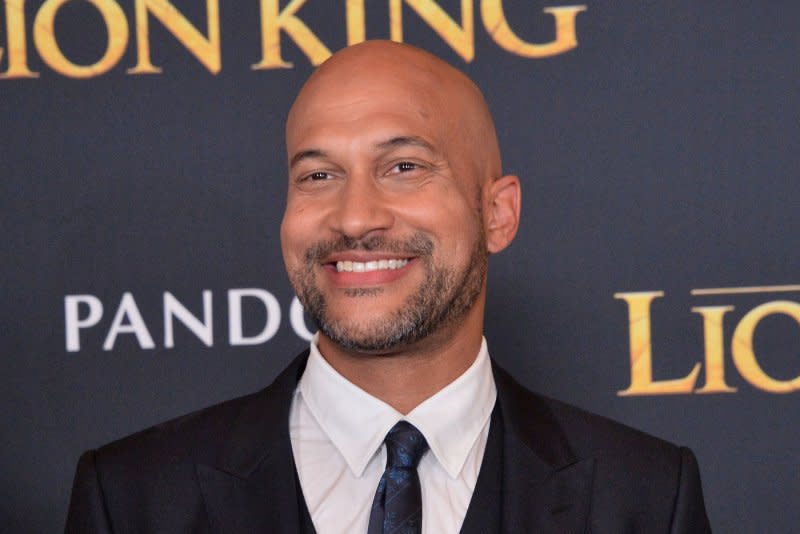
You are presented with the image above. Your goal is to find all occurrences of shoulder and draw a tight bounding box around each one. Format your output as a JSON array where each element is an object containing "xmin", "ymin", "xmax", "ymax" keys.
[
  {"xmin": 65, "ymin": 390, "xmax": 272, "ymax": 532},
  {"xmin": 493, "ymin": 363, "xmax": 711, "ymax": 529},
  {"xmin": 92, "ymin": 388, "xmax": 266, "ymax": 470},
  {"xmin": 493, "ymin": 361, "xmax": 694, "ymax": 482},
  {"xmin": 65, "ymin": 354, "xmax": 308, "ymax": 531},
  {"xmin": 86, "ymin": 351, "xmax": 307, "ymax": 477},
  {"xmin": 542, "ymin": 393, "xmax": 681, "ymax": 458},
  {"xmin": 537, "ymin": 392, "xmax": 701, "ymax": 496}
]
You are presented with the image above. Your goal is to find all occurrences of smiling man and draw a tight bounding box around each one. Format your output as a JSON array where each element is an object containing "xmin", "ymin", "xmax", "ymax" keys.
[
  {"xmin": 66, "ymin": 41, "xmax": 711, "ymax": 533},
  {"xmin": 281, "ymin": 41, "xmax": 516, "ymax": 416}
]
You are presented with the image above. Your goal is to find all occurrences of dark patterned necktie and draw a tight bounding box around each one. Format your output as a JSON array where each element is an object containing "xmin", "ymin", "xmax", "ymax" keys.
[{"xmin": 367, "ymin": 421, "xmax": 429, "ymax": 534}]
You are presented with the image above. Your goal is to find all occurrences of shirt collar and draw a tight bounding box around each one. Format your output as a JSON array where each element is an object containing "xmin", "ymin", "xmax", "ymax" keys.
[{"xmin": 297, "ymin": 335, "xmax": 496, "ymax": 479}]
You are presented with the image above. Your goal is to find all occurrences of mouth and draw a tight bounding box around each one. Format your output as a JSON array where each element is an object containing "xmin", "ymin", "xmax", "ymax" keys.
[
  {"xmin": 320, "ymin": 255, "xmax": 417, "ymax": 287},
  {"xmin": 334, "ymin": 258, "xmax": 410, "ymax": 273}
]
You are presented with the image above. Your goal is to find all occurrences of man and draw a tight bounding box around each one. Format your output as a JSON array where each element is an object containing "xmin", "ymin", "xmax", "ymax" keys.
[{"xmin": 66, "ymin": 41, "xmax": 711, "ymax": 533}]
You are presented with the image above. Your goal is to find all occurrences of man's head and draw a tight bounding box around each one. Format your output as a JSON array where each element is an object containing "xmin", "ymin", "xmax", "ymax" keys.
[{"xmin": 281, "ymin": 41, "xmax": 520, "ymax": 356}]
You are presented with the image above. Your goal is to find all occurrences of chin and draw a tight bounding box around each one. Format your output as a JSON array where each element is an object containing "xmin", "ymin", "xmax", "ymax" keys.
[{"xmin": 318, "ymin": 318, "xmax": 420, "ymax": 354}]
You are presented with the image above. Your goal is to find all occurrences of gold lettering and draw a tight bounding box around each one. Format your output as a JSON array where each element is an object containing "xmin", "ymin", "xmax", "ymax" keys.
[
  {"xmin": 731, "ymin": 301, "xmax": 800, "ymax": 393},
  {"xmin": 33, "ymin": 0, "xmax": 128, "ymax": 78},
  {"xmin": 481, "ymin": 2, "xmax": 586, "ymax": 58},
  {"xmin": 692, "ymin": 306, "xmax": 737, "ymax": 393},
  {"xmin": 389, "ymin": 0, "xmax": 474, "ymax": 62},
  {"xmin": 615, "ymin": 291, "xmax": 701, "ymax": 396},
  {"xmin": 127, "ymin": 0, "xmax": 220, "ymax": 75},
  {"xmin": 252, "ymin": 0, "xmax": 331, "ymax": 70},
  {"xmin": 346, "ymin": 0, "xmax": 366, "ymax": 45},
  {"xmin": 0, "ymin": 0, "xmax": 38, "ymax": 78}
]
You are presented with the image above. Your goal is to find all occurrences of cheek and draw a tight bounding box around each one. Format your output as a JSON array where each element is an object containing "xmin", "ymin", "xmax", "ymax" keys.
[
  {"xmin": 400, "ymin": 196, "xmax": 482, "ymax": 256},
  {"xmin": 282, "ymin": 195, "xmax": 328, "ymax": 237},
  {"xmin": 280, "ymin": 209, "xmax": 309, "ymax": 268}
]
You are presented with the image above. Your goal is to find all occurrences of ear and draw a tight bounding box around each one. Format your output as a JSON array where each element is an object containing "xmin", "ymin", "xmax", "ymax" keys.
[{"xmin": 484, "ymin": 175, "xmax": 521, "ymax": 253}]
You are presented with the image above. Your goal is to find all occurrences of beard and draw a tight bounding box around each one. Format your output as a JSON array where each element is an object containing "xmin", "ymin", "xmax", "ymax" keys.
[{"xmin": 288, "ymin": 230, "xmax": 488, "ymax": 353}]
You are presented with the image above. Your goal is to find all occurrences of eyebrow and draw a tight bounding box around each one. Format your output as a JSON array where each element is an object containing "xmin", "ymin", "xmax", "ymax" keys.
[
  {"xmin": 375, "ymin": 135, "xmax": 436, "ymax": 152},
  {"xmin": 289, "ymin": 136, "xmax": 436, "ymax": 169},
  {"xmin": 289, "ymin": 149, "xmax": 328, "ymax": 169}
]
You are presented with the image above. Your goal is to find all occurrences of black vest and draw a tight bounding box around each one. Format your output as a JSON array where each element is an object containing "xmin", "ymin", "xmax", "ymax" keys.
[{"xmin": 295, "ymin": 404, "xmax": 504, "ymax": 533}]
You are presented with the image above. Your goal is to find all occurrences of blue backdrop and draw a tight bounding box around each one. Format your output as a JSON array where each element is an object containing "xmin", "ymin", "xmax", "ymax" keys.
[{"xmin": 2, "ymin": 1, "xmax": 798, "ymax": 531}]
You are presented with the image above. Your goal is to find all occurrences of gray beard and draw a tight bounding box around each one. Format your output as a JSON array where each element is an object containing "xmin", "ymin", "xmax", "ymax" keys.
[{"xmin": 289, "ymin": 231, "xmax": 487, "ymax": 353}]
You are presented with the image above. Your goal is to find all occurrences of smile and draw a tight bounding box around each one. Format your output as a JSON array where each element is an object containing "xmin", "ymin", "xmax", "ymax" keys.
[{"xmin": 335, "ymin": 259, "xmax": 410, "ymax": 273}]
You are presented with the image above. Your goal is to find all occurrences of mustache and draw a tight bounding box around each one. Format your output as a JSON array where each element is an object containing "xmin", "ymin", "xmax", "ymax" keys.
[{"xmin": 304, "ymin": 233, "xmax": 434, "ymax": 263}]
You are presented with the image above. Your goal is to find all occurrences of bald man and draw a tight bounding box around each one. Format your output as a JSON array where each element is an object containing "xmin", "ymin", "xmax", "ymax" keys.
[{"xmin": 65, "ymin": 42, "xmax": 711, "ymax": 534}]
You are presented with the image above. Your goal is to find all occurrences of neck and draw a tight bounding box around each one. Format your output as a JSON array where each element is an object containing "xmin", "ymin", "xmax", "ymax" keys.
[{"xmin": 316, "ymin": 304, "xmax": 485, "ymax": 414}]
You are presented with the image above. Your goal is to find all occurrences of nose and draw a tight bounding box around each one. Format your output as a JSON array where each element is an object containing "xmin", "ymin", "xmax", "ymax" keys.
[{"xmin": 328, "ymin": 171, "xmax": 394, "ymax": 239}]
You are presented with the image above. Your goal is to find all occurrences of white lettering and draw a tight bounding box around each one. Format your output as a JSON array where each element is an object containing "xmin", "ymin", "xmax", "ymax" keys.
[
  {"xmin": 103, "ymin": 292, "xmax": 155, "ymax": 350},
  {"xmin": 163, "ymin": 290, "xmax": 213, "ymax": 348},
  {"xmin": 64, "ymin": 295, "xmax": 103, "ymax": 352},
  {"xmin": 228, "ymin": 288, "xmax": 281, "ymax": 345}
]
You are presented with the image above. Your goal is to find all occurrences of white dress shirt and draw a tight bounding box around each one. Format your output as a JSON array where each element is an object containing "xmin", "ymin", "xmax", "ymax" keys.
[{"xmin": 289, "ymin": 336, "xmax": 497, "ymax": 534}]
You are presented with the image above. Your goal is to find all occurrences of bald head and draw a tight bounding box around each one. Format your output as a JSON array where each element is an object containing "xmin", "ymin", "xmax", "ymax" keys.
[
  {"xmin": 280, "ymin": 40, "xmax": 521, "ymax": 363},
  {"xmin": 287, "ymin": 40, "xmax": 502, "ymax": 181}
]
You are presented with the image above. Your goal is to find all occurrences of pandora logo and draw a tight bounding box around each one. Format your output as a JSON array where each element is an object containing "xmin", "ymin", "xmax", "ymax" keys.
[{"xmin": 64, "ymin": 289, "xmax": 314, "ymax": 352}]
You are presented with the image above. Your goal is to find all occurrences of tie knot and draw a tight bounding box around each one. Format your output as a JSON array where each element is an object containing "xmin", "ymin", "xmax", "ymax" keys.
[{"xmin": 384, "ymin": 421, "xmax": 428, "ymax": 469}]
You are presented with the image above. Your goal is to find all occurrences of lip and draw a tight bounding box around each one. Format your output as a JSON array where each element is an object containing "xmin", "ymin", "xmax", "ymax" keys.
[
  {"xmin": 322, "ymin": 257, "xmax": 417, "ymax": 287},
  {"xmin": 322, "ymin": 252, "xmax": 415, "ymax": 264}
]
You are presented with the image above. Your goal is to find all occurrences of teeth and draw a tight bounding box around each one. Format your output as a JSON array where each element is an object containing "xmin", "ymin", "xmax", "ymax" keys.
[{"xmin": 336, "ymin": 259, "xmax": 409, "ymax": 273}]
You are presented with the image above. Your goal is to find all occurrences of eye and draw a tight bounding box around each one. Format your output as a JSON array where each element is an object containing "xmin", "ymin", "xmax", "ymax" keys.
[
  {"xmin": 390, "ymin": 161, "xmax": 420, "ymax": 173},
  {"xmin": 304, "ymin": 171, "xmax": 332, "ymax": 181}
]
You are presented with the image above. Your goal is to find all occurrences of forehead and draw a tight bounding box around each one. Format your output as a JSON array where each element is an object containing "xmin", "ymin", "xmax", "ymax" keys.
[
  {"xmin": 286, "ymin": 69, "xmax": 452, "ymax": 151},
  {"xmin": 290, "ymin": 106, "xmax": 436, "ymax": 155}
]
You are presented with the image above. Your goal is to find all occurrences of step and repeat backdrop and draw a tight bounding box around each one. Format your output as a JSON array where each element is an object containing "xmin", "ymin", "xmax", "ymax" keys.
[{"xmin": 2, "ymin": 1, "xmax": 798, "ymax": 532}]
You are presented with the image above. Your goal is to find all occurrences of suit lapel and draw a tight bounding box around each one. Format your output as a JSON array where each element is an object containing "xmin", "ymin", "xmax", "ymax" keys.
[
  {"xmin": 197, "ymin": 352, "xmax": 310, "ymax": 534},
  {"xmin": 493, "ymin": 363, "xmax": 595, "ymax": 534},
  {"xmin": 193, "ymin": 353, "xmax": 594, "ymax": 533}
]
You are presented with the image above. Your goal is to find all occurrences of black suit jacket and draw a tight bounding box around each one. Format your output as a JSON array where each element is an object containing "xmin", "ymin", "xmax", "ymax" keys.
[{"xmin": 65, "ymin": 352, "xmax": 712, "ymax": 533}]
